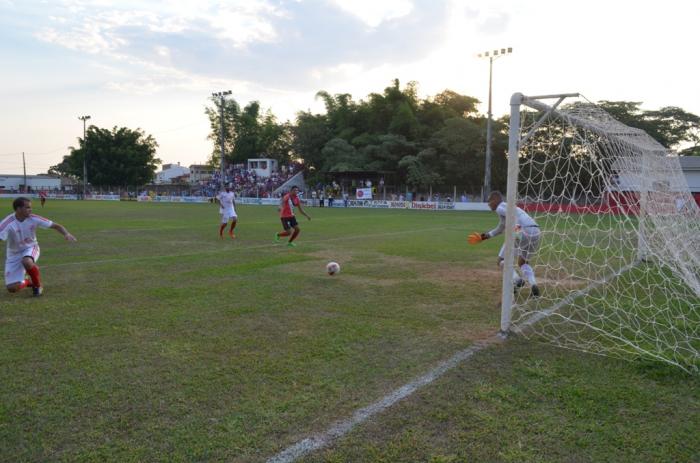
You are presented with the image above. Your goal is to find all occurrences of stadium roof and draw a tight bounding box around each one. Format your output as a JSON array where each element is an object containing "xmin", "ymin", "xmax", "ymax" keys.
[
  {"xmin": 0, "ymin": 174, "xmax": 59, "ymax": 178},
  {"xmin": 679, "ymin": 156, "xmax": 700, "ymax": 171}
]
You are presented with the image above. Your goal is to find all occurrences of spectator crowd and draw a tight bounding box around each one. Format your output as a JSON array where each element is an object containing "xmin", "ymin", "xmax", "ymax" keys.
[{"xmin": 200, "ymin": 164, "xmax": 298, "ymax": 198}]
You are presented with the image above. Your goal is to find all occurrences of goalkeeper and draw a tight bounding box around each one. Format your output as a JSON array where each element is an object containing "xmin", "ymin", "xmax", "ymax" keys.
[{"xmin": 469, "ymin": 191, "xmax": 541, "ymax": 297}]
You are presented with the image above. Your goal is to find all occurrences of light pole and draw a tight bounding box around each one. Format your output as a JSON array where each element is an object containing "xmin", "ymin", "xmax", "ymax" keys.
[
  {"xmin": 78, "ymin": 115, "xmax": 91, "ymax": 199},
  {"xmin": 212, "ymin": 90, "xmax": 232, "ymax": 188},
  {"xmin": 478, "ymin": 47, "xmax": 512, "ymax": 201}
]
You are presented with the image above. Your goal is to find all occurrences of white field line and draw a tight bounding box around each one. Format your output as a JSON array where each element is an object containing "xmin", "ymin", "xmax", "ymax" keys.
[
  {"xmin": 43, "ymin": 226, "xmax": 448, "ymax": 268},
  {"xmin": 266, "ymin": 341, "xmax": 495, "ymax": 463},
  {"xmin": 266, "ymin": 261, "xmax": 643, "ymax": 462}
]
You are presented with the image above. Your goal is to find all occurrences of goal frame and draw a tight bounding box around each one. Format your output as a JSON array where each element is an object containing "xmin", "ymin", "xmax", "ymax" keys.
[{"xmin": 500, "ymin": 93, "xmax": 582, "ymax": 333}]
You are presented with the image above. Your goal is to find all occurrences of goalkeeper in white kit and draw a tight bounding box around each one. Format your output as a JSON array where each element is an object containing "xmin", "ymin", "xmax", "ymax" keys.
[{"xmin": 469, "ymin": 191, "xmax": 541, "ymax": 297}]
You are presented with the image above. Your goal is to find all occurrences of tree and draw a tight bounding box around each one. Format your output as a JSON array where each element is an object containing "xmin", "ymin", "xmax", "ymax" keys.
[
  {"xmin": 259, "ymin": 114, "xmax": 293, "ymax": 164},
  {"xmin": 205, "ymin": 96, "xmax": 240, "ymax": 167},
  {"xmin": 51, "ymin": 126, "xmax": 160, "ymax": 186},
  {"xmin": 232, "ymin": 101, "xmax": 262, "ymax": 163},
  {"xmin": 432, "ymin": 90, "xmax": 480, "ymax": 118},
  {"xmin": 431, "ymin": 117, "xmax": 485, "ymax": 193},
  {"xmin": 206, "ymin": 98, "xmax": 293, "ymax": 166},
  {"xmin": 321, "ymin": 138, "xmax": 365, "ymax": 172},
  {"xmin": 292, "ymin": 111, "xmax": 331, "ymax": 169},
  {"xmin": 388, "ymin": 101, "xmax": 419, "ymax": 139},
  {"xmin": 398, "ymin": 148, "xmax": 442, "ymax": 191},
  {"xmin": 597, "ymin": 101, "xmax": 700, "ymax": 153}
]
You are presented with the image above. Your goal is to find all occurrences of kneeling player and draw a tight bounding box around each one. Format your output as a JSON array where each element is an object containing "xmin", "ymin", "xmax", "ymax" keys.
[{"xmin": 1, "ymin": 197, "xmax": 77, "ymax": 296}]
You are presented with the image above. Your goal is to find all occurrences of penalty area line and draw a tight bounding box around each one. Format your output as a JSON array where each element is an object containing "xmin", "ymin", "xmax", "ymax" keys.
[{"xmin": 266, "ymin": 339, "xmax": 498, "ymax": 463}]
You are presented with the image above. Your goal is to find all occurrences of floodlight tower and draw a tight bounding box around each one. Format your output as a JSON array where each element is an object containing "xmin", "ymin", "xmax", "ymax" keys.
[
  {"xmin": 78, "ymin": 115, "xmax": 91, "ymax": 199},
  {"xmin": 477, "ymin": 47, "xmax": 512, "ymax": 201},
  {"xmin": 212, "ymin": 90, "xmax": 232, "ymax": 188}
]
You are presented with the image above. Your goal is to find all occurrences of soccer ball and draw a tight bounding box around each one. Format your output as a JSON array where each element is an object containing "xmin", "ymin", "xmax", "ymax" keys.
[{"xmin": 326, "ymin": 261, "xmax": 340, "ymax": 276}]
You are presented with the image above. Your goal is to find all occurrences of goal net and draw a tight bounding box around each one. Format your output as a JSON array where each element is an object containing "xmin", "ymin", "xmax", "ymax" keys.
[{"xmin": 500, "ymin": 93, "xmax": 700, "ymax": 374}]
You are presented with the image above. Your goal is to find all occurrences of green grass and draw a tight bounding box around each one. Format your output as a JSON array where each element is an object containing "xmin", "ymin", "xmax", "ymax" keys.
[{"xmin": 0, "ymin": 200, "xmax": 697, "ymax": 462}]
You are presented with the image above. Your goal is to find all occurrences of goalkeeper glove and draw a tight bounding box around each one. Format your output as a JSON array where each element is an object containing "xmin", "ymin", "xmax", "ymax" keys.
[{"xmin": 468, "ymin": 232, "xmax": 488, "ymax": 244}]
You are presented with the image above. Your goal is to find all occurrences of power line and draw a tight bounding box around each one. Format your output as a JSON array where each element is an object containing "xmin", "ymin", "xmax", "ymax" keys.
[{"xmin": 0, "ymin": 147, "xmax": 68, "ymax": 157}]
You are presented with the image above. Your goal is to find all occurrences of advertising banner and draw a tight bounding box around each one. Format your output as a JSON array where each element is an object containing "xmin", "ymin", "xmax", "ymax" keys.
[{"xmin": 355, "ymin": 188, "xmax": 373, "ymax": 199}]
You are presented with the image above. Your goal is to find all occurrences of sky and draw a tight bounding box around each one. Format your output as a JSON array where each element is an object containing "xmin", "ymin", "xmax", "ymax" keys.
[{"xmin": 1, "ymin": 0, "xmax": 698, "ymax": 175}]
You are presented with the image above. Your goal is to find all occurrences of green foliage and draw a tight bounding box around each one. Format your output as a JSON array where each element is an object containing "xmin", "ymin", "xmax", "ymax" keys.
[
  {"xmin": 321, "ymin": 138, "xmax": 364, "ymax": 172},
  {"xmin": 205, "ymin": 97, "xmax": 240, "ymax": 167},
  {"xmin": 398, "ymin": 148, "xmax": 442, "ymax": 190},
  {"xmin": 205, "ymin": 97, "xmax": 292, "ymax": 167},
  {"xmin": 293, "ymin": 79, "xmax": 498, "ymax": 193},
  {"xmin": 431, "ymin": 117, "xmax": 486, "ymax": 192},
  {"xmin": 293, "ymin": 111, "xmax": 332, "ymax": 167},
  {"xmin": 598, "ymin": 101, "xmax": 700, "ymax": 153},
  {"xmin": 204, "ymin": 84, "xmax": 700, "ymax": 195},
  {"xmin": 389, "ymin": 101, "xmax": 420, "ymax": 139},
  {"xmin": 51, "ymin": 126, "xmax": 160, "ymax": 186}
]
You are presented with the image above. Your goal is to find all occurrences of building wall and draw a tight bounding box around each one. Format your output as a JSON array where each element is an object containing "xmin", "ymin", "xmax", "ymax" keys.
[
  {"xmin": 683, "ymin": 171, "xmax": 700, "ymax": 192},
  {"xmin": 247, "ymin": 158, "xmax": 277, "ymax": 178},
  {"xmin": 0, "ymin": 175, "xmax": 61, "ymax": 191},
  {"xmin": 188, "ymin": 165, "xmax": 213, "ymax": 184},
  {"xmin": 156, "ymin": 165, "xmax": 190, "ymax": 184}
]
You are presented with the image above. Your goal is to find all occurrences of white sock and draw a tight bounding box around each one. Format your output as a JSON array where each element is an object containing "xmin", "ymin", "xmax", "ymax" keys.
[
  {"xmin": 521, "ymin": 264, "xmax": 537, "ymax": 286},
  {"xmin": 500, "ymin": 260, "xmax": 523, "ymax": 284}
]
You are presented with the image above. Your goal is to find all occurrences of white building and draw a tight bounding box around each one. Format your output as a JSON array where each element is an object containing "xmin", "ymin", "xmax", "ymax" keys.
[
  {"xmin": 609, "ymin": 156, "xmax": 700, "ymax": 207},
  {"xmin": 679, "ymin": 156, "xmax": 700, "ymax": 192},
  {"xmin": 189, "ymin": 164, "xmax": 214, "ymax": 184},
  {"xmin": 0, "ymin": 174, "xmax": 61, "ymax": 192},
  {"xmin": 155, "ymin": 163, "xmax": 190, "ymax": 184},
  {"xmin": 247, "ymin": 158, "xmax": 277, "ymax": 178}
]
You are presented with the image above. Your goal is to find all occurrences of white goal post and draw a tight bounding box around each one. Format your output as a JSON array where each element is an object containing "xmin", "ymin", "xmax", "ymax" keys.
[{"xmin": 500, "ymin": 93, "xmax": 700, "ymax": 373}]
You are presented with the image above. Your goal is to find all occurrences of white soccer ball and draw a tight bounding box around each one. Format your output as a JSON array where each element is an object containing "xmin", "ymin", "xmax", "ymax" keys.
[{"xmin": 326, "ymin": 261, "xmax": 340, "ymax": 276}]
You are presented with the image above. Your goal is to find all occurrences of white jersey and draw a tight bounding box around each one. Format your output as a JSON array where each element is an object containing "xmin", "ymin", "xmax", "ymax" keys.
[
  {"xmin": 216, "ymin": 190, "xmax": 237, "ymax": 220},
  {"xmin": 487, "ymin": 202, "xmax": 538, "ymax": 238},
  {"xmin": 0, "ymin": 213, "xmax": 53, "ymax": 256},
  {"xmin": 217, "ymin": 191, "xmax": 236, "ymax": 210}
]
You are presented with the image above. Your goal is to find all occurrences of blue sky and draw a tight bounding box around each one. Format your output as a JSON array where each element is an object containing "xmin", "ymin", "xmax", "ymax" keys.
[{"xmin": 1, "ymin": 0, "xmax": 698, "ymax": 175}]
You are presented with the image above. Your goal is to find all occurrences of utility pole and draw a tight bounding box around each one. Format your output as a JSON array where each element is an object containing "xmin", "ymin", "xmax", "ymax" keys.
[
  {"xmin": 22, "ymin": 152, "xmax": 27, "ymax": 193},
  {"xmin": 477, "ymin": 47, "xmax": 512, "ymax": 201},
  {"xmin": 212, "ymin": 90, "xmax": 232, "ymax": 188},
  {"xmin": 78, "ymin": 115, "xmax": 91, "ymax": 199}
]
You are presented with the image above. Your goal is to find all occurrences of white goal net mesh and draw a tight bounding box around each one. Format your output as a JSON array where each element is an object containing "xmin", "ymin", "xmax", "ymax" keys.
[{"xmin": 509, "ymin": 97, "xmax": 700, "ymax": 374}]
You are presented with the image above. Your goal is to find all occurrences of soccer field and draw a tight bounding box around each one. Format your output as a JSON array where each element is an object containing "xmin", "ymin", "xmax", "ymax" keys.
[{"xmin": 0, "ymin": 200, "xmax": 697, "ymax": 462}]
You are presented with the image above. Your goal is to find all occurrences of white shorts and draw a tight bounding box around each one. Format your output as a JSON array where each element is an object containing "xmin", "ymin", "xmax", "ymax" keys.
[
  {"xmin": 220, "ymin": 208, "xmax": 237, "ymax": 223},
  {"xmin": 498, "ymin": 227, "xmax": 541, "ymax": 261},
  {"xmin": 5, "ymin": 246, "xmax": 40, "ymax": 286}
]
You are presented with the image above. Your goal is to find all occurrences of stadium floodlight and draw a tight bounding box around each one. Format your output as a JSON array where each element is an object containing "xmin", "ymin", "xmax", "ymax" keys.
[
  {"xmin": 78, "ymin": 115, "xmax": 91, "ymax": 199},
  {"xmin": 477, "ymin": 47, "xmax": 512, "ymax": 201},
  {"xmin": 500, "ymin": 92, "xmax": 700, "ymax": 373},
  {"xmin": 212, "ymin": 90, "xmax": 233, "ymax": 187}
]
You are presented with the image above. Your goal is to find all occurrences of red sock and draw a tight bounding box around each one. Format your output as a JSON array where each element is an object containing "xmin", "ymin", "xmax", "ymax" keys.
[
  {"xmin": 219, "ymin": 224, "xmax": 226, "ymax": 237},
  {"xmin": 17, "ymin": 279, "xmax": 32, "ymax": 290},
  {"xmin": 27, "ymin": 266, "xmax": 41, "ymax": 288},
  {"xmin": 290, "ymin": 229, "xmax": 300, "ymax": 242},
  {"xmin": 229, "ymin": 222, "xmax": 236, "ymax": 234},
  {"xmin": 278, "ymin": 230, "xmax": 291, "ymax": 237}
]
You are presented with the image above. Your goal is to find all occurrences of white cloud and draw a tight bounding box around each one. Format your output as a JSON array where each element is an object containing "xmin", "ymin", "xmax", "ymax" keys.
[
  {"xmin": 154, "ymin": 45, "xmax": 169, "ymax": 58},
  {"xmin": 329, "ymin": 0, "xmax": 414, "ymax": 27},
  {"xmin": 209, "ymin": 3, "xmax": 282, "ymax": 48},
  {"xmin": 36, "ymin": 22, "xmax": 127, "ymax": 55},
  {"xmin": 35, "ymin": 0, "xmax": 286, "ymax": 55}
]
